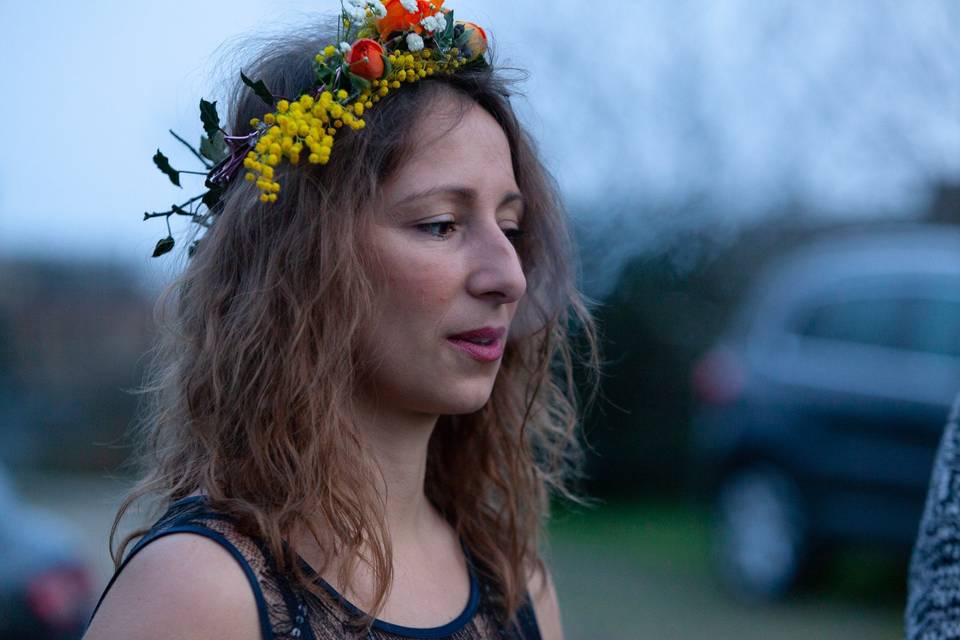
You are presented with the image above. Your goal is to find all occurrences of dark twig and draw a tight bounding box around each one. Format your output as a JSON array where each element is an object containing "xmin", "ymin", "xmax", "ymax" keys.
[{"xmin": 169, "ymin": 130, "xmax": 213, "ymax": 169}]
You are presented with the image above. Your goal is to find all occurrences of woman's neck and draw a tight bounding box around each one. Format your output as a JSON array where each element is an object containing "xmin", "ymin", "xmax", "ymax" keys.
[
  {"xmin": 354, "ymin": 396, "xmax": 442, "ymax": 544},
  {"xmin": 292, "ymin": 397, "xmax": 462, "ymax": 612}
]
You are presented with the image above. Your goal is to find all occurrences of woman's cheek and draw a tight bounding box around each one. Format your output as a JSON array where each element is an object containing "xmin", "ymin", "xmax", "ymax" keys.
[{"xmin": 395, "ymin": 257, "xmax": 459, "ymax": 303}]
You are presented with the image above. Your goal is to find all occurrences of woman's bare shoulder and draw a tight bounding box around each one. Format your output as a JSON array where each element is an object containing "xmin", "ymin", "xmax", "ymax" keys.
[
  {"xmin": 83, "ymin": 532, "xmax": 262, "ymax": 640},
  {"xmin": 527, "ymin": 563, "xmax": 563, "ymax": 640}
]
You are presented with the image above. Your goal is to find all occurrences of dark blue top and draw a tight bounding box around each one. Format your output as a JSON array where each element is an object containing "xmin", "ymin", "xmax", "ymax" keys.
[{"xmin": 89, "ymin": 496, "xmax": 542, "ymax": 640}]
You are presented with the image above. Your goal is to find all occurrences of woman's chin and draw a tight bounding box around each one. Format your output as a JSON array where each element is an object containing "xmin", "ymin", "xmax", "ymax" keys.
[{"xmin": 428, "ymin": 382, "xmax": 496, "ymax": 416}]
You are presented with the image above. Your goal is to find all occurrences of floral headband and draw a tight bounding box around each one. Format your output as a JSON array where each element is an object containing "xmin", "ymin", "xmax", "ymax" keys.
[{"xmin": 145, "ymin": 0, "xmax": 488, "ymax": 257}]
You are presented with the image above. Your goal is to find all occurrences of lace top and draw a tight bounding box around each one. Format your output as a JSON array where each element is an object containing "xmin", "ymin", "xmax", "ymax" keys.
[
  {"xmin": 907, "ymin": 391, "xmax": 960, "ymax": 639},
  {"xmin": 89, "ymin": 496, "xmax": 542, "ymax": 640}
]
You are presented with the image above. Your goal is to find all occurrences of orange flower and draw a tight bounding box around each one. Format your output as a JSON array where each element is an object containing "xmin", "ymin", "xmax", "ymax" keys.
[
  {"xmin": 348, "ymin": 38, "xmax": 385, "ymax": 80},
  {"xmin": 377, "ymin": 0, "xmax": 445, "ymax": 40},
  {"xmin": 458, "ymin": 21, "xmax": 487, "ymax": 60}
]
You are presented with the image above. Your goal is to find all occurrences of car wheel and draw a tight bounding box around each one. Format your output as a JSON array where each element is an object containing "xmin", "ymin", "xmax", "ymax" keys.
[{"xmin": 712, "ymin": 466, "xmax": 808, "ymax": 602}]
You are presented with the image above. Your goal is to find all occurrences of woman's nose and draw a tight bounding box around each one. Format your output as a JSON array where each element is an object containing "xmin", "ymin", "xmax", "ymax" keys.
[{"xmin": 465, "ymin": 223, "xmax": 527, "ymax": 304}]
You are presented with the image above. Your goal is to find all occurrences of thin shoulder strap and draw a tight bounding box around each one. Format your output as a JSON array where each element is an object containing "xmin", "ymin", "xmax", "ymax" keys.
[
  {"xmin": 513, "ymin": 596, "xmax": 543, "ymax": 640},
  {"xmin": 86, "ymin": 510, "xmax": 274, "ymax": 640}
]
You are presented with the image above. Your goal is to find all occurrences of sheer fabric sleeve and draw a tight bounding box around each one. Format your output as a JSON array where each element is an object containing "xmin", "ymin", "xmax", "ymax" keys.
[{"xmin": 907, "ymin": 391, "xmax": 960, "ymax": 640}]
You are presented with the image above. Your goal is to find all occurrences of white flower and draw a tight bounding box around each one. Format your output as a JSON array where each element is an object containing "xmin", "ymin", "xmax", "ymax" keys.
[
  {"xmin": 400, "ymin": 0, "xmax": 418, "ymax": 13},
  {"xmin": 420, "ymin": 15, "xmax": 438, "ymax": 33},
  {"xmin": 339, "ymin": 41, "xmax": 352, "ymax": 55},
  {"xmin": 406, "ymin": 32, "xmax": 424, "ymax": 52},
  {"xmin": 369, "ymin": 1, "xmax": 387, "ymax": 18},
  {"xmin": 345, "ymin": 4, "xmax": 366, "ymax": 21},
  {"xmin": 420, "ymin": 12, "xmax": 447, "ymax": 34}
]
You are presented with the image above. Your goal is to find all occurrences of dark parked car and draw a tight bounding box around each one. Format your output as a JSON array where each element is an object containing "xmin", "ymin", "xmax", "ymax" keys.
[
  {"xmin": 0, "ymin": 466, "xmax": 91, "ymax": 639},
  {"xmin": 691, "ymin": 224, "xmax": 960, "ymax": 601}
]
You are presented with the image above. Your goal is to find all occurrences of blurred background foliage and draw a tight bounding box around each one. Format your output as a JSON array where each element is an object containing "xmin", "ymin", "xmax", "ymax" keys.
[{"xmin": 0, "ymin": 259, "xmax": 152, "ymax": 471}]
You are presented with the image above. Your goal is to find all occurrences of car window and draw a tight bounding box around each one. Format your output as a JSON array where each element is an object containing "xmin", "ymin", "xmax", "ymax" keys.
[
  {"xmin": 902, "ymin": 297, "xmax": 960, "ymax": 358},
  {"xmin": 796, "ymin": 297, "xmax": 905, "ymax": 349}
]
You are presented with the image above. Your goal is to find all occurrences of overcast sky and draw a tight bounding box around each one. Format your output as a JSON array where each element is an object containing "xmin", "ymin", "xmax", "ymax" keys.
[{"xmin": 2, "ymin": 1, "xmax": 958, "ymax": 273}]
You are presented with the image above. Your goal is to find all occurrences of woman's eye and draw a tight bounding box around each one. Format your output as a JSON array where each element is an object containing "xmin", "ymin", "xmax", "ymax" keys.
[
  {"xmin": 503, "ymin": 228, "xmax": 525, "ymax": 245},
  {"xmin": 416, "ymin": 221, "xmax": 457, "ymax": 238}
]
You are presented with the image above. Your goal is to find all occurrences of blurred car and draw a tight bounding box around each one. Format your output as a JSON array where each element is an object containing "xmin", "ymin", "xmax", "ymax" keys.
[
  {"xmin": 0, "ymin": 465, "xmax": 91, "ymax": 639},
  {"xmin": 690, "ymin": 223, "xmax": 960, "ymax": 601}
]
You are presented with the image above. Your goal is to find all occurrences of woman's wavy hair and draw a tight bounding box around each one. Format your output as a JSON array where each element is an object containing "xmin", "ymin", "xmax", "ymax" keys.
[{"xmin": 112, "ymin": 17, "xmax": 600, "ymax": 629}]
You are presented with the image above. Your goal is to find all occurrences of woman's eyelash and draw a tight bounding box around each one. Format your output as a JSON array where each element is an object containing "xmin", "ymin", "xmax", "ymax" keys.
[
  {"xmin": 416, "ymin": 221, "xmax": 457, "ymax": 238},
  {"xmin": 415, "ymin": 221, "xmax": 525, "ymax": 244},
  {"xmin": 503, "ymin": 228, "xmax": 525, "ymax": 244}
]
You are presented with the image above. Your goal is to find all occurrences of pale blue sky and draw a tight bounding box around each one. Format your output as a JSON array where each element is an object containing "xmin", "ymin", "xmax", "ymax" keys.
[{"xmin": 2, "ymin": 1, "xmax": 958, "ymax": 272}]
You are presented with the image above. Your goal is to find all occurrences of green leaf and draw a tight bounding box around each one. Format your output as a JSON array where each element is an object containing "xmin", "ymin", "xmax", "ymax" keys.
[
  {"xmin": 356, "ymin": 24, "xmax": 378, "ymax": 40},
  {"xmin": 199, "ymin": 99, "xmax": 221, "ymax": 140},
  {"xmin": 314, "ymin": 62, "xmax": 335, "ymax": 85},
  {"xmin": 199, "ymin": 131, "xmax": 228, "ymax": 164},
  {"xmin": 381, "ymin": 53, "xmax": 393, "ymax": 78},
  {"xmin": 240, "ymin": 71, "xmax": 275, "ymax": 106},
  {"xmin": 152, "ymin": 150, "xmax": 181, "ymax": 187},
  {"xmin": 349, "ymin": 72, "xmax": 371, "ymax": 95},
  {"xmin": 188, "ymin": 240, "xmax": 201, "ymax": 257},
  {"xmin": 461, "ymin": 56, "xmax": 489, "ymax": 71},
  {"xmin": 441, "ymin": 9, "xmax": 455, "ymax": 42},
  {"xmin": 152, "ymin": 236, "xmax": 175, "ymax": 257},
  {"xmin": 338, "ymin": 62, "xmax": 353, "ymax": 92}
]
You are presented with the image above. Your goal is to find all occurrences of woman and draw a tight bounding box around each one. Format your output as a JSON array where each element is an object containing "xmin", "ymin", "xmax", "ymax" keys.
[{"xmin": 84, "ymin": 3, "xmax": 598, "ymax": 639}]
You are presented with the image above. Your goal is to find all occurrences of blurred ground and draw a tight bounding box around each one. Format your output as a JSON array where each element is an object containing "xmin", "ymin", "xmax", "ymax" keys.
[
  {"xmin": 549, "ymin": 501, "xmax": 903, "ymax": 640},
  {"xmin": 15, "ymin": 472, "xmax": 903, "ymax": 639}
]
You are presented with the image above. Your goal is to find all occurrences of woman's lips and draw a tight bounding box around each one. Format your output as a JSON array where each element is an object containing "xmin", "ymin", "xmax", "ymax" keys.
[
  {"xmin": 446, "ymin": 327, "xmax": 506, "ymax": 363},
  {"xmin": 446, "ymin": 336, "xmax": 504, "ymax": 362}
]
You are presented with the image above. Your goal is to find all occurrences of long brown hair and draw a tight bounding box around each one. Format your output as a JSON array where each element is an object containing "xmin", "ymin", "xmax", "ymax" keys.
[{"xmin": 112, "ymin": 18, "xmax": 599, "ymax": 628}]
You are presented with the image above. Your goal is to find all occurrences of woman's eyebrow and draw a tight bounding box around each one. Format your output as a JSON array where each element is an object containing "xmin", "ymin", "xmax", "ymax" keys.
[
  {"xmin": 392, "ymin": 184, "xmax": 525, "ymax": 211},
  {"xmin": 393, "ymin": 184, "xmax": 474, "ymax": 207}
]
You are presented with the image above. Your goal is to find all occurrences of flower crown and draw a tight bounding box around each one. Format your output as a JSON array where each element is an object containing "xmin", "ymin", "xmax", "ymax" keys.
[{"xmin": 145, "ymin": 0, "xmax": 488, "ymax": 257}]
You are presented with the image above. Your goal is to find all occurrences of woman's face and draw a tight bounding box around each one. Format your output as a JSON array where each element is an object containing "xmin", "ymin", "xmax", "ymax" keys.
[{"xmin": 359, "ymin": 96, "xmax": 527, "ymax": 417}]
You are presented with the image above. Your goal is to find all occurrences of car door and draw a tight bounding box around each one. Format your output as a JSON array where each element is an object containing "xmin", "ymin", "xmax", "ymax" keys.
[{"xmin": 753, "ymin": 274, "xmax": 958, "ymax": 543}]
